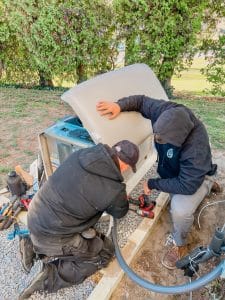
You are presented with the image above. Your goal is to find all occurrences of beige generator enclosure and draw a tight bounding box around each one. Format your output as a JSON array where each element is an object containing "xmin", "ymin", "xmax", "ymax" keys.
[{"xmin": 59, "ymin": 63, "xmax": 169, "ymax": 193}]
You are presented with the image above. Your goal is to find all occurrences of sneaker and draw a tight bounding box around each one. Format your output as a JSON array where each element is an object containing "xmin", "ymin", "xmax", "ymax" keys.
[
  {"xmin": 19, "ymin": 267, "xmax": 48, "ymax": 299},
  {"xmin": 164, "ymin": 233, "xmax": 176, "ymax": 247},
  {"xmin": 19, "ymin": 236, "xmax": 36, "ymax": 274},
  {"xmin": 211, "ymin": 182, "xmax": 222, "ymax": 194},
  {"xmin": 161, "ymin": 245, "xmax": 187, "ymax": 270}
]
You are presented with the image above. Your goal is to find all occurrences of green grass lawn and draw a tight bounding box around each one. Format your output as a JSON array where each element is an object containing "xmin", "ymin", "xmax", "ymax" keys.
[
  {"xmin": 174, "ymin": 97, "xmax": 225, "ymax": 149},
  {"xmin": 172, "ymin": 57, "xmax": 225, "ymax": 94},
  {"xmin": 54, "ymin": 57, "xmax": 223, "ymax": 94},
  {"xmin": 0, "ymin": 86, "xmax": 224, "ymax": 189},
  {"xmin": 172, "ymin": 58, "xmax": 212, "ymax": 93},
  {"xmin": 0, "ymin": 87, "xmax": 73, "ymax": 187}
]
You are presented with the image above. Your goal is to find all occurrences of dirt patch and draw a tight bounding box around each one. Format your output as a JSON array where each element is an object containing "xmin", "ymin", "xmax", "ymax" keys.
[
  {"xmin": 0, "ymin": 87, "xmax": 73, "ymax": 188},
  {"xmin": 111, "ymin": 149, "xmax": 225, "ymax": 300},
  {"xmin": 174, "ymin": 91, "xmax": 225, "ymax": 103},
  {"xmin": 1, "ymin": 87, "xmax": 224, "ymax": 298}
]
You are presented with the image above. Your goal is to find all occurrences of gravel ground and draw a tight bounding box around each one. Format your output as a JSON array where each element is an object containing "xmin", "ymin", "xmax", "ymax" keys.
[{"xmin": 0, "ymin": 166, "xmax": 158, "ymax": 300}]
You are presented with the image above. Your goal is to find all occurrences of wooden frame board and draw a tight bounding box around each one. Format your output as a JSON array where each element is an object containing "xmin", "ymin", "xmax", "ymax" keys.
[
  {"xmin": 38, "ymin": 133, "xmax": 53, "ymax": 179},
  {"xmin": 88, "ymin": 192, "xmax": 169, "ymax": 300}
]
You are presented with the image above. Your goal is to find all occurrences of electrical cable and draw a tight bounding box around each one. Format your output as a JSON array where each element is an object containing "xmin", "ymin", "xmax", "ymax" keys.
[
  {"xmin": 222, "ymin": 223, "xmax": 225, "ymax": 232},
  {"xmin": 197, "ymin": 200, "xmax": 225, "ymax": 229},
  {"xmin": 189, "ymin": 250, "xmax": 208, "ymax": 278},
  {"xmin": 106, "ymin": 215, "xmax": 113, "ymax": 237},
  {"xmin": 189, "ymin": 278, "xmax": 192, "ymax": 300},
  {"xmin": 112, "ymin": 218, "xmax": 224, "ymax": 295}
]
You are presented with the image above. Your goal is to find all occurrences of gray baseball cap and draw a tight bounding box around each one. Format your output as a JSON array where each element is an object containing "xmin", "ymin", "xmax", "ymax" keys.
[{"xmin": 112, "ymin": 140, "xmax": 139, "ymax": 172}]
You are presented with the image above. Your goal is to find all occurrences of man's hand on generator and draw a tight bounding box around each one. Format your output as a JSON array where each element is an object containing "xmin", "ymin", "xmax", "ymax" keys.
[{"xmin": 96, "ymin": 101, "xmax": 121, "ymax": 119}]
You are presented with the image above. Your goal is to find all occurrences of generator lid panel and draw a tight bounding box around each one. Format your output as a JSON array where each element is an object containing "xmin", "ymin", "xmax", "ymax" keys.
[{"xmin": 61, "ymin": 63, "xmax": 168, "ymax": 147}]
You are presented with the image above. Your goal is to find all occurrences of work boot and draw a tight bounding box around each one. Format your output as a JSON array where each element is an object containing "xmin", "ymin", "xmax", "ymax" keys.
[
  {"xmin": 161, "ymin": 245, "xmax": 187, "ymax": 270},
  {"xmin": 81, "ymin": 228, "xmax": 96, "ymax": 239},
  {"xmin": 19, "ymin": 235, "xmax": 36, "ymax": 274},
  {"xmin": 211, "ymin": 182, "xmax": 222, "ymax": 194},
  {"xmin": 19, "ymin": 267, "xmax": 48, "ymax": 299}
]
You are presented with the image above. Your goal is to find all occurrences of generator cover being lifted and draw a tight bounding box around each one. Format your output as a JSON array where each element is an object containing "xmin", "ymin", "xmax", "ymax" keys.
[
  {"xmin": 61, "ymin": 63, "xmax": 168, "ymax": 191},
  {"xmin": 61, "ymin": 63, "xmax": 168, "ymax": 146}
]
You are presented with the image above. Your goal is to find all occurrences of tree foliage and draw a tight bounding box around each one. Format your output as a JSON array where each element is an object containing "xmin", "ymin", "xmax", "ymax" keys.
[
  {"xmin": 113, "ymin": 0, "xmax": 208, "ymax": 92},
  {"xmin": 201, "ymin": 2, "xmax": 225, "ymax": 96},
  {"xmin": 0, "ymin": 0, "xmax": 224, "ymax": 92},
  {"xmin": 1, "ymin": 0, "xmax": 116, "ymax": 86},
  {"xmin": 0, "ymin": 2, "xmax": 26, "ymax": 81},
  {"xmin": 202, "ymin": 35, "xmax": 225, "ymax": 96}
]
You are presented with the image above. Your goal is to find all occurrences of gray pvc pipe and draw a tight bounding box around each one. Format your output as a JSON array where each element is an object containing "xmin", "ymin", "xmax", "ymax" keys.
[{"xmin": 112, "ymin": 218, "xmax": 224, "ymax": 294}]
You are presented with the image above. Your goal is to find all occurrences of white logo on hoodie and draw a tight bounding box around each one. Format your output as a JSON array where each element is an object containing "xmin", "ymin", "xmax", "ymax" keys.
[{"xmin": 167, "ymin": 148, "xmax": 174, "ymax": 159}]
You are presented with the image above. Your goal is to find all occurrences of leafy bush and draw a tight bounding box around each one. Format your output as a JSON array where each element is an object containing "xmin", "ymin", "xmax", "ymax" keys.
[
  {"xmin": 0, "ymin": 0, "xmax": 117, "ymax": 86},
  {"xmin": 203, "ymin": 35, "xmax": 225, "ymax": 96},
  {"xmin": 0, "ymin": 0, "xmax": 224, "ymax": 93},
  {"xmin": 201, "ymin": 0, "xmax": 225, "ymax": 97},
  {"xmin": 113, "ymin": 0, "xmax": 208, "ymax": 92}
]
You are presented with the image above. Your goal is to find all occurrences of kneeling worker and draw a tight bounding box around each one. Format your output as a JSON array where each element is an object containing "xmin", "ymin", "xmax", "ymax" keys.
[
  {"xmin": 19, "ymin": 140, "xmax": 139, "ymax": 299},
  {"xmin": 97, "ymin": 96, "xmax": 220, "ymax": 270}
]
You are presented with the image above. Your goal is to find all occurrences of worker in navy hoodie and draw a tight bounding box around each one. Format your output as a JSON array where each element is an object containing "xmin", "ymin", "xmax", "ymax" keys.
[{"xmin": 97, "ymin": 96, "xmax": 220, "ymax": 270}]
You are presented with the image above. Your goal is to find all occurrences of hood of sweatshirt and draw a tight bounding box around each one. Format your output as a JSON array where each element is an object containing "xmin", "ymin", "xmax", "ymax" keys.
[
  {"xmin": 153, "ymin": 107, "xmax": 194, "ymax": 147},
  {"xmin": 78, "ymin": 143, "xmax": 124, "ymax": 182}
]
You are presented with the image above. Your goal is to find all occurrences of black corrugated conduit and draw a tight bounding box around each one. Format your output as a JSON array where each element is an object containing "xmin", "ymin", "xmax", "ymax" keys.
[{"xmin": 112, "ymin": 218, "xmax": 225, "ymax": 295}]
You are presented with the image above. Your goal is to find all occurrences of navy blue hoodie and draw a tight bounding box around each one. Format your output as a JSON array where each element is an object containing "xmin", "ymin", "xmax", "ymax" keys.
[{"xmin": 117, "ymin": 95, "xmax": 216, "ymax": 195}]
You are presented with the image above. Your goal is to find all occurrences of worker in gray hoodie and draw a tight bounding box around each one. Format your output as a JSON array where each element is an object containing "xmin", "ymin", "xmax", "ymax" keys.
[
  {"xmin": 19, "ymin": 140, "xmax": 139, "ymax": 298},
  {"xmin": 97, "ymin": 95, "xmax": 220, "ymax": 270}
]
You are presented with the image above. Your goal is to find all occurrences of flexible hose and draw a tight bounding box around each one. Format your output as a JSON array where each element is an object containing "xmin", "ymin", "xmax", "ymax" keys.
[{"xmin": 112, "ymin": 218, "xmax": 224, "ymax": 294}]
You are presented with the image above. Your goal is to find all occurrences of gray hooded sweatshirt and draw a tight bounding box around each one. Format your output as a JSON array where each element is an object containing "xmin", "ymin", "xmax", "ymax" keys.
[
  {"xmin": 117, "ymin": 95, "xmax": 216, "ymax": 195},
  {"xmin": 28, "ymin": 144, "xmax": 128, "ymax": 255}
]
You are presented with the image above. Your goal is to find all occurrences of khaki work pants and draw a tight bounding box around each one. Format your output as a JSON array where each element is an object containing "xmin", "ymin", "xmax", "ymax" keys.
[{"xmin": 170, "ymin": 176, "xmax": 215, "ymax": 246}]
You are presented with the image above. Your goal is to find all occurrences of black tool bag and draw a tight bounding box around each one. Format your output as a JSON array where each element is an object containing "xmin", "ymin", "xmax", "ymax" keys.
[{"xmin": 42, "ymin": 233, "xmax": 114, "ymax": 293}]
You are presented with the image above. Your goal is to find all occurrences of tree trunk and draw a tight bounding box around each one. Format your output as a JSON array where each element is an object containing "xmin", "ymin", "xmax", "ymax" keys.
[
  {"xmin": 76, "ymin": 64, "xmax": 87, "ymax": 83},
  {"xmin": 164, "ymin": 77, "xmax": 172, "ymax": 87},
  {"xmin": 0, "ymin": 60, "xmax": 4, "ymax": 79},
  {"xmin": 159, "ymin": 57, "xmax": 176, "ymax": 98},
  {"xmin": 38, "ymin": 71, "xmax": 54, "ymax": 87}
]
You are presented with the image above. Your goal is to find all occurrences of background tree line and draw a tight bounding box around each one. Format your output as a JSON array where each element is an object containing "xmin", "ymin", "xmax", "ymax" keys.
[{"xmin": 0, "ymin": 0, "xmax": 224, "ymax": 95}]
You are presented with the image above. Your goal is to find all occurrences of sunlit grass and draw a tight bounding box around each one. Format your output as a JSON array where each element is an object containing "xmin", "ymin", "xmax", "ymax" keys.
[
  {"xmin": 175, "ymin": 98, "xmax": 225, "ymax": 149},
  {"xmin": 54, "ymin": 57, "xmax": 222, "ymax": 94},
  {"xmin": 172, "ymin": 58, "xmax": 212, "ymax": 92},
  {"xmin": 172, "ymin": 57, "xmax": 225, "ymax": 94}
]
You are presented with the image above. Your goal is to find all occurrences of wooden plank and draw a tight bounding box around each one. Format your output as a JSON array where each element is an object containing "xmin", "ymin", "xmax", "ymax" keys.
[
  {"xmin": 38, "ymin": 133, "xmax": 53, "ymax": 179},
  {"xmin": 0, "ymin": 188, "xmax": 8, "ymax": 195},
  {"xmin": 15, "ymin": 165, "xmax": 34, "ymax": 187},
  {"xmin": 0, "ymin": 195, "xmax": 10, "ymax": 206},
  {"xmin": 88, "ymin": 192, "xmax": 169, "ymax": 300},
  {"xmin": 17, "ymin": 211, "xmax": 28, "ymax": 225}
]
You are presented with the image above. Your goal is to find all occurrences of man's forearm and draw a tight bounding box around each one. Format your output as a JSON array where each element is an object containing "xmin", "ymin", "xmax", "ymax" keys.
[
  {"xmin": 148, "ymin": 176, "xmax": 204, "ymax": 195},
  {"xmin": 117, "ymin": 95, "xmax": 169, "ymax": 122},
  {"xmin": 117, "ymin": 95, "xmax": 146, "ymax": 112}
]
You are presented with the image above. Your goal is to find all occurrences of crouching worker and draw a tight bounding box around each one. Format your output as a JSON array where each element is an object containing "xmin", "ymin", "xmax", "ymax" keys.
[
  {"xmin": 97, "ymin": 96, "xmax": 221, "ymax": 270},
  {"xmin": 19, "ymin": 140, "xmax": 139, "ymax": 299}
]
